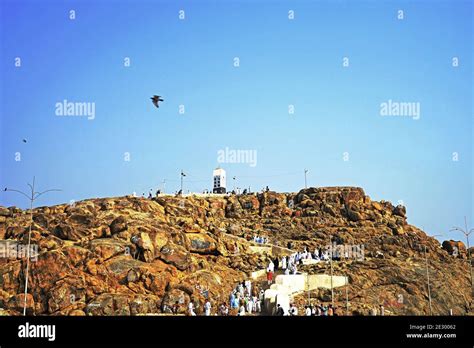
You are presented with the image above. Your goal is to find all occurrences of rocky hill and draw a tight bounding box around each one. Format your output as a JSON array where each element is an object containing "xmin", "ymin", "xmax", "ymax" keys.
[{"xmin": 0, "ymin": 187, "xmax": 472, "ymax": 316}]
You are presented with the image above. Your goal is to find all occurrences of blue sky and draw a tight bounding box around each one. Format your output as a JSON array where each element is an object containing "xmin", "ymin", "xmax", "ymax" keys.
[{"xmin": 0, "ymin": 0, "xmax": 472, "ymax": 241}]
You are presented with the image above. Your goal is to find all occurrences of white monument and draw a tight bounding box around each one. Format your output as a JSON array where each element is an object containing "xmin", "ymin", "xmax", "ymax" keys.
[{"xmin": 213, "ymin": 167, "xmax": 226, "ymax": 194}]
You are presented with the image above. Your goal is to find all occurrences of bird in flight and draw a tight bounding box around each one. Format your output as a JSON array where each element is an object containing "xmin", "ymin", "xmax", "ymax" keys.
[
  {"xmin": 22, "ymin": 139, "xmax": 27, "ymax": 143},
  {"xmin": 151, "ymin": 95, "xmax": 164, "ymax": 108}
]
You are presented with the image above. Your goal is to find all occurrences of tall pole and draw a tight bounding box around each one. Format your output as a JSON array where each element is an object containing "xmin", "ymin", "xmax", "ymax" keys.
[
  {"xmin": 345, "ymin": 274, "xmax": 349, "ymax": 315},
  {"xmin": 451, "ymin": 217, "xmax": 474, "ymax": 296},
  {"xmin": 180, "ymin": 170, "xmax": 184, "ymax": 193},
  {"xmin": 23, "ymin": 177, "xmax": 34, "ymax": 316},
  {"xmin": 329, "ymin": 236, "xmax": 334, "ymax": 307},
  {"xmin": 422, "ymin": 233, "xmax": 442, "ymax": 316},
  {"xmin": 3, "ymin": 177, "xmax": 61, "ymax": 316},
  {"xmin": 304, "ymin": 169, "xmax": 308, "ymax": 189},
  {"xmin": 162, "ymin": 179, "xmax": 166, "ymax": 194},
  {"xmin": 424, "ymin": 245, "xmax": 433, "ymax": 316},
  {"xmin": 307, "ymin": 273, "xmax": 310, "ymax": 306},
  {"xmin": 464, "ymin": 216, "xmax": 474, "ymax": 295}
]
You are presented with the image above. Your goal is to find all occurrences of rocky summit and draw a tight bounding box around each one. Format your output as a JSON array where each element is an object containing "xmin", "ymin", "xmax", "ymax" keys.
[{"xmin": 0, "ymin": 187, "xmax": 472, "ymax": 316}]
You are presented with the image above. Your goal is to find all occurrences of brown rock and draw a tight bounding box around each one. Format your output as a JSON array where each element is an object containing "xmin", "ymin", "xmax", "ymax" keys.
[
  {"xmin": 110, "ymin": 216, "xmax": 128, "ymax": 235},
  {"xmin": 0, "ymin": 207, "xmax": 12, "ymax": 217},
  {"xmin": 185, "ymin": 233, "xmax": 217, "ymax": 254},
  {"xmin": 69, "ymin": 309, "xmax": 86, "ymax": 316},
  {"xmin": 158, "ymin": 244, "xmax": 190, "ymax": 271},
  {"xmin": 393, "ymin": 205, "xmax": 407, "ymax": 218},
  {"xmin": 7, "ymin": 293, "xmax": 35, "ymax": 315},
  {"xmin": 372, "ymin": 202, "xmax": 383, "ymax": 211},
  {"xmin": 442, "ymin": 240, "xmax": 466, "ymax": 257},
  {"xmin": 85, "ymin": 293, "xmax": 131, "ymax": 316}
]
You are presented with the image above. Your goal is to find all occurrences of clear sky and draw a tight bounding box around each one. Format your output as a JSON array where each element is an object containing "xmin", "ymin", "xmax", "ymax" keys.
[{"xmin": 0, "ymin": 0, "xmax": 472, "ymax": 241}]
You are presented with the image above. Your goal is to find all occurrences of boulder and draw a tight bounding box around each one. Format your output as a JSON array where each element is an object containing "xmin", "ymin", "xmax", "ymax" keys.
[
  {"xmin": 185, "ymin": 233, "xmax": 217, "ymax": 254},
  {"xmin": 161, "ymin": 288, "xmax": 190, "ymax": 314},
  {"xmin": 85, "ymin": 293, "xmax": 131, "ymax": 316},
  {"xmin": 0, "ymin": 207, "xmax": 12, "ymax": 217},
  {"xmin": 393, "ymin": 205, "xmax": 407, "ymax": 218},
  {"xmin": 6, "ymin": 293, "xmax": 35, "ymax": 315},
  {"xmin": 110, "ymin": 216, "xmax": 128, "ymax": 235},
  {"xmin": 442, "ymin": 240, "xmax": 466, "ymax": 257},
  {"xmin": 158, "ymin": 244, "xmax": 190, "ymax": 271}
]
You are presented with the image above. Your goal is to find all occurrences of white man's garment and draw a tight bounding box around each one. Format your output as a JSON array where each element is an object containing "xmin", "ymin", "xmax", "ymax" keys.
[{"xmin": 204, "ymin": 302, "xmax": 211, "ymax": 316}]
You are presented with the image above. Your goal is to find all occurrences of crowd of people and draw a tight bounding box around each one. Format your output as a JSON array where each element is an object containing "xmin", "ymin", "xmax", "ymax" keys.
[
  {"xmin": 265, "ymin": 247, "xmax": 333, "ymax": 283},
  {"xmin": 228, "ymin": 280, "xmax": 265, "ymax": 316},
  {"xmin": 185, "ymin": 279, "xmax": 267, "ymax": 316},
  {"xmin": 253, "ymin": 235, "xmax": 269, "ymax": 244},
  {"xmin": 275, "ymin": 303, "xmax": 339, "ymax": 316},
  {"xmin": 182, "ymin": 245, "xmax": 351, "ymax": 316}
]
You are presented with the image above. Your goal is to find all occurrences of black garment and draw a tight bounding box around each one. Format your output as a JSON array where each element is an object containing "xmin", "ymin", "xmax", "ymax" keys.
[
  {"xmin": 276, "ymin": 307, "xmax": 284, "ymax": 316},
  {"xmin": 274, "ymin": 257, "xmax": 279, "ymax": 270}
]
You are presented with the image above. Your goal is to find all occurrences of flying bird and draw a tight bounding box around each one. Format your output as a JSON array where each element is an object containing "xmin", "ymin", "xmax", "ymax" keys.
[
  {"xmin": 151, "ymin": 95, "xmax": 164, "ymax": 108},
  {"xmin": 22, "ymin": 139, "xmax": 27, "ymax": 143}
]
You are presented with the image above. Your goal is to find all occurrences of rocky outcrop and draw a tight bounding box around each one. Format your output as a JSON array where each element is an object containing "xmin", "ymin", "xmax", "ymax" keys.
[
  {"xmin": 442, "ymin": 240, "xmax": 467, "ymax": 258},
  {"xmin": 0, "ymin": 188, "xmax": 471, "ymax": 315}
]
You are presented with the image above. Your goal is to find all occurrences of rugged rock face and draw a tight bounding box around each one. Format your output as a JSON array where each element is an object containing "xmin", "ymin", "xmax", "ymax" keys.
[{"xmin": 0, "ymin": 187, "xmax": 472, "ymax": 315}]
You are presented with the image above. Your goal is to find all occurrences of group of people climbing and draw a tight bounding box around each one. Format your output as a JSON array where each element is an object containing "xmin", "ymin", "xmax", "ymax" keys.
[
  {"xmin": 185, "ymin": 279, "xmax": 266, "ymax": 316},
  {"xmin": 253, "ymin": 235, "xmax": 269, "ymax": 244},
  {"xmin": 265, "ymin": 252, "xmax": 300, "ymax": 285},
  {"xmin": 183, "ymin": 243, "xmax": 351, "ymax": 316},
  {"xmin": 229, "ymin": 280, "xmax": 265, "ymax": 316},
  {"xmin": 283, "ymin": 245, "xmax": 347, "ymax": 266},
  {"xmin": 275, "ymin": 303, "xmax": 339, "ymax": 316}
]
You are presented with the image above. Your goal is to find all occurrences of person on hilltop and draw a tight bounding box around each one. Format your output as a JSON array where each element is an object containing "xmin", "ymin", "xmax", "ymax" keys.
[
  {"xmin": 253, "ymin": 295, "xmax": 261, "ymax": 313},
  {"xmin": 245, "ymin": 280, "xmax": 252, "ymax": 297},
  {"xmin": 204, "ymin": 300, "xmax": 212, "ymax": 316},
  {"xmin": 267, "ymin": 269, "xmax": 273, "ymax": 285},
  {"xmin": 276, "ymin": 304, "xmax": 285, "ymax": 316},
  {"xmin": 172, "ymin": 301, "xmax": 180, "ymax": 315},
  {"xmin": 268, "ymin": 260, "xmax": 275, "ymax": 273},
  {"xmin": 233, "ymin": 294, "xmax": 240, "ymax": 309},
  {"xmin": 322, "ymin": 303, "xmax": 328, "ymax": 316},
  {"xmin": 305, "ymin": 305, "xmax": 312, "ymax": 316},
  {"xmin": 219, "ymin": 303, "xmax": 229, "ymax": 316},
  {"xmin": 246, "ymin": 296, "xmax": 253, "ymax": 314},
  {"xmin": 328, "ymin": 304, "xmax": 334, "ymax": 316},
  {"xmin": 188, "ymin": 301, "xmax": 196, "ymax": 316},
  {"xmin": 230, "ymin": 291, "xmax": 236, "ymax": 308},
  {"xmin": 238, "ymin": 302, "xmax": 246, "ymax": 316},
  {"xmin": 273, "ymin": 256, "xmax": 279, "ymax": 270},
  {"xmin": 281, "ymin": 255, "xmax": 287, "ymax": 270},
  {"xmin": 289, "ymin": 303, "xmax": 298, "ymax": 316}
]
